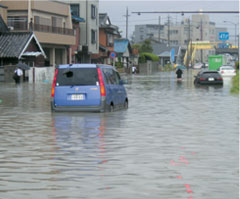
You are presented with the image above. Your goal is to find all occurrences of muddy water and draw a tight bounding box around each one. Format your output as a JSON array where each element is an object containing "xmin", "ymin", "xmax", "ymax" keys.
[{"xmin": 0, "ymin": 71, "xmax": 238, "ymax": 199}]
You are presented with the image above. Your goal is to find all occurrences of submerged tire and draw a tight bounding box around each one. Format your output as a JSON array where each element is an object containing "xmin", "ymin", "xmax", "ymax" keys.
[
  {"xmin": 124, "ymin": 100, "xmax": 128, "ymax": 109},
  {"xmin": 109, "ymin": 104, "xmax": 114, "ymax": 112}
]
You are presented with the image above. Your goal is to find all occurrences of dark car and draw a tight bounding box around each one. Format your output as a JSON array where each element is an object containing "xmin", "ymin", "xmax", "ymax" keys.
[
  {"xmin": 194, "ymin": 70, "xmax": 223, "ymax": 85},
  {"xmin": 51, "ymin": 64, "xmax": 128, "ymax": 112}
]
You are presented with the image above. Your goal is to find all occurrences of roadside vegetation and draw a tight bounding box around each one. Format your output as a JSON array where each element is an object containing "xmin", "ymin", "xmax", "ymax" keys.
[{"xmin": 231, "ymin": 61, "xmax": 239, "ymax": 94}]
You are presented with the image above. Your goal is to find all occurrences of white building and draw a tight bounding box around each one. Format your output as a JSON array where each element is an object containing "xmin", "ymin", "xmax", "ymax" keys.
[{"xmin": 62, "ymin": 0, "xmax": 99, "ymax": 63}]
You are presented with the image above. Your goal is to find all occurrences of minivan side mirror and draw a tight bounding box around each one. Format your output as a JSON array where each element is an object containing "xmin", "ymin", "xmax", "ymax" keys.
[
  {"xmin": 120, "ymin": 79, "xmax": 128, "ymax": 85},
  {"xmin": 119, "ymin": 80, "xmax": 124, "ymax": 85}
]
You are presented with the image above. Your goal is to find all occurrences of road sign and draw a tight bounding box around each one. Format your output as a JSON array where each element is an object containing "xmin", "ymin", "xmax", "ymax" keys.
[
  {"xmin": 170, "ymin": 48, "xmax": 175, "ymax": 63},
  {"xmin": 219, "ymin": 32, "xmax": 229, "ymax": 40},
  {"xmin": 109, "ymin": 51, "xmax": 116, "ymax": 58}
]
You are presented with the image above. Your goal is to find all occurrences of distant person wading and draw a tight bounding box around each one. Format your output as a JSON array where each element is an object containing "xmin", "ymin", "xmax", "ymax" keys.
[
  {"xmin": 176, "ymin": 68, "xmax": 183, "ymax": 80},
  {"xmin": 13, "ymin": 67, "xmax": 23, "ymax": 84}
]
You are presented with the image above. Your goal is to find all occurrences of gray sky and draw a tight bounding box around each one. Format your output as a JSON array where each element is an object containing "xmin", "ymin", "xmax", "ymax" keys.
[{"xmin": 99, "ymin": 0, "xmax": 239, "ymax": 42}]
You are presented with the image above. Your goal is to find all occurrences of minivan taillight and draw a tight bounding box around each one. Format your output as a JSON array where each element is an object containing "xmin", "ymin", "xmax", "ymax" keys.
[
  {"xmin": 51, "ymin": 69, "xmax": 58, "ymax": 97},
  {"xmin": 97, "ymin": 68, "xmax": 106, "ymax": 96}
]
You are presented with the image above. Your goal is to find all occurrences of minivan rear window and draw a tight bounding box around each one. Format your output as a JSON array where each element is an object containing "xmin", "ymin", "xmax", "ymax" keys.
[{"xmin": 56, "ymin": 68, "xmax": 98, "ymax": 86}]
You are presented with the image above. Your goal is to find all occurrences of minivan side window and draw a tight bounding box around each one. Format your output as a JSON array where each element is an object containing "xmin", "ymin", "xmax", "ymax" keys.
[
  {"xmin": 103, "ymin": 68, "xmax": 117, "ymax": 85},
  {"xmin": 113, "ymin": 70, "xmax": 121, "ymax": 85}
]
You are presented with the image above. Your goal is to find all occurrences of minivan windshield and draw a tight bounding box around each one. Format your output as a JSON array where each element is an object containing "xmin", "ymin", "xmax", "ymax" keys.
[{"xmin": 56, "ymin": 68, "xmax": 98, "ymax": 86}]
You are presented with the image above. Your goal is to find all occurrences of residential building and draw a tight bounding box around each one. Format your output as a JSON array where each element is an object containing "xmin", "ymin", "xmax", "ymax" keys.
[
  {"xmin": 133, "ymin": 24, "xmax": 164, "ymax": 44},
  {"xmin": 70, "ymin": 15, "xmax": 85, "ymax": 63},
  {"xmin": 61, "ymin": 0, "xmax": 99, "ymax": 63},
  {"xmin": 0, "ymin": 4, "xmax": 8, "ymax": 32},
  {"xmin": 114, "ymin": 38, "xmax": 132, "ymax": 71},
  {"xmin": 1, "ymin": 0, "xmax": 75, "ymax": 67},
  {"xmin": 0, "ymin": 3, "xmax": 7, "ymax": 25},
  {"xmin": 91, "ymin": 13, "xmax": 120, "ymax": 64},
  {"xmin": 132, "ymin": 14, "xmax": 217, "ymax": 64}
]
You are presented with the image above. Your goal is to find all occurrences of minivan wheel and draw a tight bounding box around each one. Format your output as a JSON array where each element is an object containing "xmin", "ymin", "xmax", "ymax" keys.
[
  {"xmin": 109, "ymin": 104, "xmax": 114, "ymax": 112},
  {"xmin": 124, "ymin": 100, "xmax": 128, "ymax": 109}
]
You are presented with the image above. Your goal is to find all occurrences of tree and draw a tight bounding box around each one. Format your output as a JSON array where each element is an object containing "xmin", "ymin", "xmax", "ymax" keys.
[{"xmin": 139, "ymin": 39, "xmax": 153, "ymax": 53}]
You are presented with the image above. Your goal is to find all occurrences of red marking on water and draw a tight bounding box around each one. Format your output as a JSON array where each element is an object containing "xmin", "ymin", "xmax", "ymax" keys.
[
  {"xmin": 192, "ymin": 152, "xmax": 196, "ymax": 155},
  {"xmin": 189, "ymin": 196, "xmax": 193, "ymax": 199},
  {"xmin": 177, "ymin": 176, "xmax": 182, "ymax": 179},
  {"xmin": 186, "ymin": 189, "xmax": 193, "ymax": 193},
  {"xmin": 170, "ymin": 160, "xmax": 180, "ymax": 165},
  {"xmin": 184, "ymin": 184, "xmax": 190, "ymax": 188},
  {"xmin": 181, "ymin": 147, "xmax": 185, "ymax": 150},
  {"xmin": 179, "ymin": 158, "xmax": 188, "ymax": 162}
]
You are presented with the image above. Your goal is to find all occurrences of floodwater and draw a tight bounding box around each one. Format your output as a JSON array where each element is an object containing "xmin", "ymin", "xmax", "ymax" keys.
[{"xmin": 0, "ymin": 71, "xmax": 238, "ymax": 199}]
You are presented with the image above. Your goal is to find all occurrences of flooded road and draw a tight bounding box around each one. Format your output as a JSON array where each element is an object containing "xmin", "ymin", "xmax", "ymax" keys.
[{"xmin": 0, "ymin": 71, "xmax": 238, "ymax": 199}]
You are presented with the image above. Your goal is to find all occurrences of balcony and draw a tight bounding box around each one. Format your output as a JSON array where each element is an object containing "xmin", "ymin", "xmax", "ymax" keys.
[
  {"xmin": 8, "ymin": 21, "xmax": 75, "ymax": 45},
  {"xmin": 8, "ymin": 21, "xmax": 74, "ymax": 36}
]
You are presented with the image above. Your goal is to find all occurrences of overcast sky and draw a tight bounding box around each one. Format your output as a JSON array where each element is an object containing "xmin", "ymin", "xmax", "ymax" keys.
[{"xmin": 99, "ymin": 0, "xmax": 239, "ymax": 41}]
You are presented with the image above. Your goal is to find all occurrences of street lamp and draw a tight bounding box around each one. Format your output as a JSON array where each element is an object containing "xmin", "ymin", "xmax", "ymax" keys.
[{"xmin": 224, "ymin": 21, "xmax": 237, "ymax": 46}]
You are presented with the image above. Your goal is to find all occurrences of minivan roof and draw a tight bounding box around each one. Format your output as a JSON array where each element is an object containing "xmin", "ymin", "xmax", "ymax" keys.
[{"xmin": 57, "ymin": 64, "xmax": 114, "ymax": 69}]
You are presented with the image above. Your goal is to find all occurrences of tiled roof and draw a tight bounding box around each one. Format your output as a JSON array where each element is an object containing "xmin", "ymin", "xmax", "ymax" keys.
[{"xmin": 0, "ymin": 32, "xmax": 32, "ymax": 58}]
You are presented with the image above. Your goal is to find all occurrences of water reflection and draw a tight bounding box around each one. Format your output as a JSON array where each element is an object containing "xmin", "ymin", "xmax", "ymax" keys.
[{"xmin": 51, "ymin": 112, "xmax": 107, "ymax": 164}]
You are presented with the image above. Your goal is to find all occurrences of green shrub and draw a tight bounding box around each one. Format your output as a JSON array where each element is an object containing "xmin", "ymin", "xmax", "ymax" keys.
[
  {"xmin": 163, "ymin": 64, "xmax": 174, "ymax": 71},
  {"xmin": 139, "ymin": 53, "xmax": 159, "ymax": 63},
  {"xmin": 231, "ymin": 71, "xmax": 239, "ymax": 94},
  {"xmin": 235, "ymin": 61, "xmax": 239, "ymax": 70},
  {"xmin": 115, "ymin": 61, "xmax": 123, "ymax": 68}
]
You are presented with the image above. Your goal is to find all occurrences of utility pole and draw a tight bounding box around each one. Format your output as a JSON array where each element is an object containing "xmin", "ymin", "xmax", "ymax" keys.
[
  {"xmin": 186, "ymin": 18, "xmax": 191, "ymax": 68},
  {"xmin": 167, "ymin": 15, "xmax": 170, "ymax": 46},
  {"xmin": 158, "ymin": 16, "xmax": 161, "ymax": 42},
  {"xmin": 200, "ymin": 18, "xmax": 203, "ymax": 63},
  {"xmin": 124, "ymin": 7, "xmax": 130, "ymax": 39}
]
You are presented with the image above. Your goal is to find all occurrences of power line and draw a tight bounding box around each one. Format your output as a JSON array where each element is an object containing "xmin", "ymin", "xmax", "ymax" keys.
[{"xmin": 132, "ymin": 10, "xmax": 239, "ymax": 14}]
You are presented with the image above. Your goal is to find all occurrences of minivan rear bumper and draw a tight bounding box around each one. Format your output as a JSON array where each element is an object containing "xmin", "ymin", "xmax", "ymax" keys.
[{"xmin": 51, "ymin": 97, "xmax": 107, "ymax": 112}]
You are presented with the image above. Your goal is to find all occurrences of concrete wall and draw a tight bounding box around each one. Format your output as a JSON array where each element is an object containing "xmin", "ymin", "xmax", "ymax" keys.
[
  {"xmin": 28, "ymin": 67, "xmax": 54, "ymax": 83},
  {"xmin": 139, "ymin": 61, "xmax": 160, "ymax": 74}
]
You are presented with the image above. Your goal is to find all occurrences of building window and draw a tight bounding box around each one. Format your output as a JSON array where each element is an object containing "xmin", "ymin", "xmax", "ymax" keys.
[
  {"xmin": 71, "ymin": 4, "xmax": 80, "ymax": 17},
  {"xmin": 91, "ymin": 29, "xmax": 96, "ymax": 44},
  {"xmin": 107, "ymin": 34, "xmax": 113, "ymax": 47},
  {"xmin": 91, "ymin": 5, "xmax": 96, "ymax": 19}
]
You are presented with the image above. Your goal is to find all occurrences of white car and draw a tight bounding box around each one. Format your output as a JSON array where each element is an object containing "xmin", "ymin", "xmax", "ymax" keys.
[
  {"xmin": 193, "ymin": 63, "xmax": 203, "ymax": 69},
  {"xmin": 218, "ymin": 65, "xmax": 236, "ymax": 76}
]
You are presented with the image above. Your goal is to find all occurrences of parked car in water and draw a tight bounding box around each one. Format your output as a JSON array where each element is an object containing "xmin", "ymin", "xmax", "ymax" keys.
[
  {"xmin": 51, "ymin": 64, "xmax": 128, "ymax": 112},
  {"xmin": 194, "ymin": 70, "xmax": 223, "ymax": 85},
  {"xmin": 218, "ymin": 65, "xmax": 236, "ymax": 77},
  {"xmin": 193, "ymin": 62, "xmax": 204, "ymax": 69}
]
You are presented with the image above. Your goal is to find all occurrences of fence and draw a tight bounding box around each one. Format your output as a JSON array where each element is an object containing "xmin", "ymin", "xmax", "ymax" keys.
[{"xmin": 139, "ymin": 61, "xmax": 160, "ymax": 74}]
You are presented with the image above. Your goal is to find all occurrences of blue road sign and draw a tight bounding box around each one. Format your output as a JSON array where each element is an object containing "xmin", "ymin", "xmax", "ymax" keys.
[
  {"xmin": 109, "ymin": 51, "xmax": 116, "ymax": 58},
  {"xmin": 219, "ymin": 32, "xmax": 229, "ymax": 40},
  {"xmin": 170, "ymin": 48, "xmax": 175, "ymax": 63}
]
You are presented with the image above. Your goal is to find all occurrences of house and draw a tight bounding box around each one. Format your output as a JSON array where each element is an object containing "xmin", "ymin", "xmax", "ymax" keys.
[
  {"xmin": 114, "ymin": 38, "xmax": 132, "ymax": 70},
  {"xmin": 0, "ymin": 4, "xmax": 8, "ymax": 32},
  {"xmin": 91, "ymin": 13, "xmax": 121, "ymax": 64},
  {"xmin": 1, "ymin": 0, "xmax": 75, "ymax": 67},
  {"xmin": 0, "ymin": 31, "xmax": 46, "ymax": 82}
]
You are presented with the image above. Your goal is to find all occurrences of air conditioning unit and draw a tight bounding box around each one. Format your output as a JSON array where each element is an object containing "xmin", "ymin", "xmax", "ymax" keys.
[
  {"xmin": 8, "ymin": 26, "xmax": 14, "ymax": 31},
  {"xmin": 78, "ymin": 45, "xmax": 82, "ymax": 51}
]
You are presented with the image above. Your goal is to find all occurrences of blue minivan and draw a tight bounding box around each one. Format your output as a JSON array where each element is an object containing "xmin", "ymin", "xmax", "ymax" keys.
[{"xmin": 51, "ymin": 64, "xmax": 128, "ymax": 112}]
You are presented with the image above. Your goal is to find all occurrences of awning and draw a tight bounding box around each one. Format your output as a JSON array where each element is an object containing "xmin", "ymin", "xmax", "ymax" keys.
[
  {"xmin": 72, "ymin": 15, "xmax": 85, "ymax": 22},
  {"xmin": 22, "ymin": 51, "xmax": 43, "ymax": 57}
]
